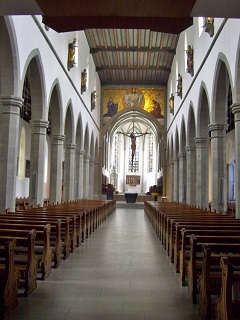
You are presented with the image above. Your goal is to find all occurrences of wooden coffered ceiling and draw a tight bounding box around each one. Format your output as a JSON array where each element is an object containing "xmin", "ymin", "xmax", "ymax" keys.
[{"xmin": 2, "ymin": 0, "xmax": 240, "ymax": 86}]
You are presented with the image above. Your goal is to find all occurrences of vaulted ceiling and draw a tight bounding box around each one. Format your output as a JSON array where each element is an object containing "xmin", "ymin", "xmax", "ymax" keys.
[{"xmin": 1, "ymin": 0, "xmax": 240, "ymax": 86}]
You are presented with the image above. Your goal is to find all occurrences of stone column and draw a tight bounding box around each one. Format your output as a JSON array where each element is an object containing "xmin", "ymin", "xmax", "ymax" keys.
[
  {"xmin": 75, "ymin": 150, "xmax": 84, "ymax": 200},
  {"xmin": 64, "ymin": 143, "xmax": 76, "ymax": 201},
  {"xmin": 89, "ymin": 157, "xmax": 95, "ymax": 199},
  {"xmin": 169, "ymin": 160, "xmax": 174, "ymax": 202},
  {"xmin": 209, "ymin": 124, "xmax": 227, "ymax": 213},
  {"xmin": 49, "ymin": 134, "xmax": 65, "ymax": 205},
  {"xmin": 83, "ymin": 154, "xmax": 90, "ymax": 198},
  {"xmin": 195, "ymin": 137, "xmax": 209, "ymax": 209},
  {"xmin": 29, "ymin": 119, "xmax": 49, "ymax": 207},
  {"xmin": 94, "ymin": 160, "xmax": 100, "ymax": 199},
  {"xmin": 0, "ymin": 96, "xmax": 23, "ymax": 212},
  {"xmin": 178, "ymin": 152, "xmax": 186, "ymax": 203},
  {"xmin": 173, "ymin": 157, "xmax": 179, "ymax": 202},
  {"xmin": 231, "ymin": 104, "xmax": 240, "ymax": 218},
  {"xmin": 185, "ymin": 146, "xmax": 196, "ymax": 206}
]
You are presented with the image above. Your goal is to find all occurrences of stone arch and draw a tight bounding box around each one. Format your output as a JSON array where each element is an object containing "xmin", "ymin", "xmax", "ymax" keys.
[
  {"xmin": 22, "ymin": 50, "xmax": 47, "ymax": 120},
  {"xmin": 0, "ymin": 16, "xmax": 20, "ymax": 96},
  {"xmin": 187, "ymin": 103, "xmax": 196, "ymax": 146},
  {"xmin": 48, "ymin": 79, "xmax": 63, "ymax": 136},
  {"xmin": 196, "ymin": 82, "xmax": 210, "ymax": 137},
  {"xmin": 75, "ymin": 113, "xmax": 84, "ymax": 152},
  {"xmin": 64, "ymin": 100, "xmax": 74, "ymax": 145},
  {"xmin": 211, "ymin": 53, "xmax": 233, "ymax": 124},
  {"xmin": 180, "ymin": 117, "xmax": 187, "ymax": 153}
]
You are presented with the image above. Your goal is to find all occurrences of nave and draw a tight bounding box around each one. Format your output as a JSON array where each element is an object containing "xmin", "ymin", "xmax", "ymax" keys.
[{"xmin": 6, "ymin": 208, "xmax": 199, "ymax": 320}]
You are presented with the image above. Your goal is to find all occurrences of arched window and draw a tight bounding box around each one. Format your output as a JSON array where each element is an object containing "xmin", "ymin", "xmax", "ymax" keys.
[{"xmin": 18, "ymin": 127, "xmax": 26, "ymax": 180}]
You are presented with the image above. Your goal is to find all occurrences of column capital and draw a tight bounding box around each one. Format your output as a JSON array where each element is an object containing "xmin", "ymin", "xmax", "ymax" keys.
[
  {"xmin": 185, "ymin": 145, "xmax": 195, "ymax": 152},
  {"xmin": 178, "ymin": 152, "xmax": 186, "ymax": 158},
  {"xmin": 173, "ymin": 157, "xmax": 179, "ymax": 163},
  {"xmin": 65, "ymin": 143, "xmax": 76, "ymax": 150},
  {"xmin": 194, "ymin": 137, "xmax": 209, "ymax": 146},
  {"xmin": 0, "ymin": 96, "xmax": 23, "ymax": 115},
  {"xmin": 231, "ymin": 103, "xmax": 240, "ymax": 114},
  {"xmin": 30, "ymin": 119, "xmax": 49, "ymax": 129},
  {"xmin": 208, "ymin": 123, "xmax": 227, "ymax": 132},
  {"xmin": 51, "ymin": 134, "xmax": 65, "ymax": 142}
]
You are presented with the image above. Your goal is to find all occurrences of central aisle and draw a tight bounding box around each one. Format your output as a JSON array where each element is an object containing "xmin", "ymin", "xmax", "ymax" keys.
[{"xmin": 8, "ymin": 208, "xmax": 200, "ymax": 320}]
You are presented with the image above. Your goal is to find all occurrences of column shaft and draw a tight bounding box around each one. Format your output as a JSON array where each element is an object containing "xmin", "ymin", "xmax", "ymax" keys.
[
  {"xmin": 178, "ymin": 152, "xmax": 186, "ymax": 203},
  {"xmin": 185, "ymin": 146, "xmax": 196, "ymax": 205},
  {"xmin": 0, "ymin": 96, "xmax": 22, "ymax": 212},
  {"xmin": 64, "ymin": 143, "xmax": 76, "ymax": 201}
]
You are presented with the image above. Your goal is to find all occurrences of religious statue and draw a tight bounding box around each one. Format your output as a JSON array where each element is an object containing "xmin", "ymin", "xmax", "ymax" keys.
[
  {"xmin": 203, "ymin": 17, "xmax": 214, "ymax": 37},
  {"xmin": 123, "ymin": 87, "xmax": 144, "ymax": 108},
  {"xmin": 186, "ymin": 45, "xmax": 194, "ymax": 76},
  {"xmin": 176, "ymin": 73, "xmax": 182, "ymax": 98},
  {"xmin": 118, "ymin": 130, "xmax": 150, "ymax": 165},
  {"xmin": 91, "ymin": 90, "xmax": 96, "ymax": 111},
  {"xmin": 67, "ymin": 38, "xmax": 77, "ymax": 71},
  {"xmin": 169, "ymin": 93, "xmax": 174, "ymax": 114},
  {"xmin": 81, "ymin": 69, "xmax": 87, "ymax": 94}
]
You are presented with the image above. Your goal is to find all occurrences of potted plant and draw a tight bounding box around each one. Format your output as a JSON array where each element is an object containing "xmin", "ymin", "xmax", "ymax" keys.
[{"xmin": 151, "ymin": 192, "xmax": 159, "ymax": 201}]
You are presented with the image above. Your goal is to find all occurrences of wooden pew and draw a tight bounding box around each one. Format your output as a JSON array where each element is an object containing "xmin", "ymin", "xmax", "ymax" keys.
[
  {"xmin": 187, "ymin": 236, "xmax": 240, "ymax": 305},
  {"xmin": 179, "ymin": 227, "xmax": 240, "ymax": 286},
  {"xmin": 0, "ymin": 239, "xmax": 19, "ymax": 319},
  {"xmin": 0, "ymin": 224, "xmax": 52, "ymax": 280},
  {"xmin": 215, "ymin": 256, "xmax": 240, "ymax": 320},
  {"xmin": 0, "ymin": 230, "xmax": 38, "ymax": 297},
  {"xmin": 0, "ymin": 215, "xmax": 70, "ymax": 260},
  {"xmin": 198, "ymin": 246, "xmax": 240, "ymax": 320},
  {"xmin": 174, "ymin": 224, "xmax": 240, "ymax": 273}
]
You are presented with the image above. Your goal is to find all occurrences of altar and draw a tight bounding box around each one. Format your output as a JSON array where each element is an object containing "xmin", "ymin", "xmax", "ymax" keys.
[{"xmin": 124, "ymin": 193, "xmax": 138, "ymax": 203}]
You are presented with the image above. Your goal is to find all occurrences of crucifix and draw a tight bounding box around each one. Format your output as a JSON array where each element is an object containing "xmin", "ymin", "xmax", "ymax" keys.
[{"xmin": 117, "ymin": 117, "xmax": 150, "ymax": 165}]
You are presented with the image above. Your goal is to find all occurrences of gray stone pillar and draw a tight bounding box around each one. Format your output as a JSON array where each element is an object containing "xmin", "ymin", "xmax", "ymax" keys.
[
  {"xmin": 195, "ymin": 137, "xmax": 209, "ymax": 209},
  {"xmin": 75, "ymin": 150, "xmax": 84, "ymax": 200},
  {"xmin": 209, "ymin": 124, "xmax": 227, "ymax": 213},
  {"xmin": 231, "ymin": 104, "xmax": 240, "ymax": 218},
  {"xmin": 64, "ymin": 143, "xmax": 76, "ymax": 201},
  {"xmin": 94, "ymin": 160, "xmax": 100, "ymax": 199},
  {"xmin": 178, "ymin": 152, "xmax": 186, "ymax": 203},
  {"xmin": 83, "ymin": 154, "xmax": 90, "ymax": 198},
  {"xmin": 173, "ymin": 157, "xmax": 179, "ymax": 202},
  {"xmin": 49, "ymin": 134, "xmax": 65, "ymax": 205},
  {"xmin": 29, "ymin": 119, "xmax": 49, "ymax": 207},
  {"xmin": 0, "ymin": 96, "xmax": 23, "ymax": 212},
  {"xmin": 89, "ymin": 157, "xmax": 95, "ymax": 199},
  {"xmin": 169, "ymin": 160, "xmax": 174, "ymax": 202},
  {"xmin": 185, "ymin": 146, "xmax": 196, "ymax": 206}
]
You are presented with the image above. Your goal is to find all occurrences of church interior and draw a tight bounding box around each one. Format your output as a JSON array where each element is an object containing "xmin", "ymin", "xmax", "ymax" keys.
[{"xmin": 1, "ymin": 1, "xmax": 240, "ymax": 319}]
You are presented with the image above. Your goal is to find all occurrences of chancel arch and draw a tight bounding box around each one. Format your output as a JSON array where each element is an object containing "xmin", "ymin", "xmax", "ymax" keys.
[{"xmin": 100, "ymin": 107, "xmax": 164, "ymax": 195}]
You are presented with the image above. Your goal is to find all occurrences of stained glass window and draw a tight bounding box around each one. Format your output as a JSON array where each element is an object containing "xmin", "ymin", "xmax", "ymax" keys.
[{"xmin": 149, "ymin": 134, "xmax": 153, "ymax": 172}]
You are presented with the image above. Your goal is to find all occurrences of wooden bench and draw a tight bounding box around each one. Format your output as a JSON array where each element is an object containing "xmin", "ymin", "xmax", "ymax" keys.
[
  {"xmin": 0, "ymin": 229, "xmax": 38, "ymax": 297},
  {"xmin": 198, "ymin": 246, "xmax": 240, "ymax": 320},
  {"xmin": 0, "ymin": 239, "xmax": 19, "ymax": 319},
  {"xmin": 174, "ymin": 224, "xmax": 240, "ymax": 273},
  {"xmin": 0, "ymin": 215, "xmax": 70, "ymax": 260},
  {"xmin": 179, "ymin": 228, "xmax": 240, "ymax": 286},
  {"xmin": 215, "ymin": 256, "xmax": 240, "ymax": 320},
  {"xmin": 187, "ymin": 237, "xmax": 240, "ymax": 304}
]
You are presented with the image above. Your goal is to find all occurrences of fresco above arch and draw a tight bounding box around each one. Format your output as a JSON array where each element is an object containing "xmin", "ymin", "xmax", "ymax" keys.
[{"xmin": 102, "ymin": 86, "xmax": 166, "ymax": 126}]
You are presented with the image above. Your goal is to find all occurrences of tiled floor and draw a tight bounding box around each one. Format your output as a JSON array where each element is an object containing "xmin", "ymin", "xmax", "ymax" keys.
[{"xmin": 7, "ymin": 208, "xmax": 200, "ymax": 320}]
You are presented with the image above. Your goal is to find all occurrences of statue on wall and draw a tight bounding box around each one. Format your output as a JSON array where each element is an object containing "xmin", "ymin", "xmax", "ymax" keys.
[
  {"xmin": 81, "ymin": 69, "xmax": 87, "ymax": 94},
  {"xmin": 176, "ymin": 74, "xmax": 182, "ymax": 98},
  {"xmin": 186, "ymin": 45, "xmax": 194, "ymax": 77},
  {"xmin": 67, "ymin": 38, "xmax": 77, "ymax": 71},
  {"xmin": 203, "ymin": 17, "xmax": 214, "ymax": 37},
  {"xmin": 169, "ymin": 93, "xmax": 174, "ymax": 114},
  {"xmin": 91, "ymin": 90, "xmax": 96, "ymax": 111}
]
